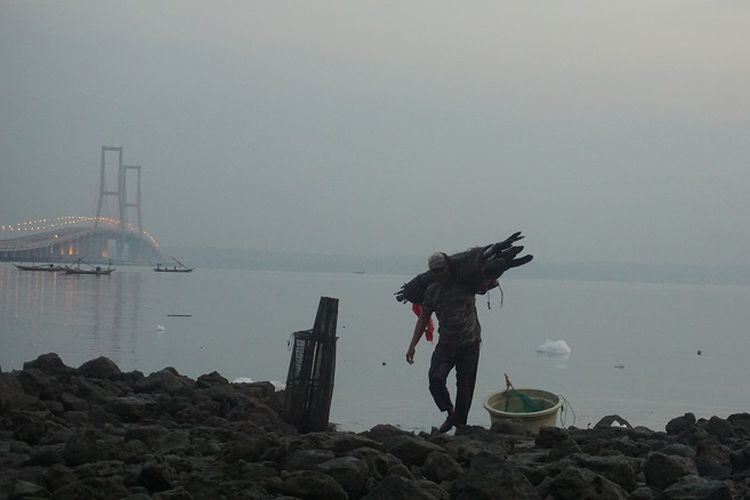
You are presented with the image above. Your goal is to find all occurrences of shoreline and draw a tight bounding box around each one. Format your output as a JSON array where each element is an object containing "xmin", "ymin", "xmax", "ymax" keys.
[{"xmin": 1, "ymin": 353, "xmax": 747, "ymax": 499}]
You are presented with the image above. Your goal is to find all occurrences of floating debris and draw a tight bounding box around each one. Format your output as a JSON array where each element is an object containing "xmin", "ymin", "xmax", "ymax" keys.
[
  {"xmin": 536, "ymin": 339, "xmax": 571, "ymax": 356},
  {"xmin": 156, "ymin": 325, "xmax": 166, "ymax": 332}
]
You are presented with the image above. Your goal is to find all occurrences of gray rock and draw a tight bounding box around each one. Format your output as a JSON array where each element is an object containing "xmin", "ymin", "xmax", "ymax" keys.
[
  {"xmin": 315, "ymin": 456, "xmax": 371, "ymax": 498},
  {"xmin": 22, "ymin": 352, "xmax": 73, "ymax": 375},
  {"xmin": 547, "ymin": 467, "xmax": 629, "ymax": 500},
  {"xmin": 422, "ymin": 451, "xmax": 463, "ymax": 482},
  {"xmin": 77, "ymin": 356, "xmax": 122, "ymax": 379},
  {"xmin": 138, "ymin": 460, "xmax": 176, "ymax": 492},
  {"xmin": 277, "ymin": 470, "xmax": 348, "ymax": 500},
  {"xmin": 27, "ymin": 444, "xmax": 64, "ymax": 465},
  {"xmin": 416, "ymin": 480, "xmax": 450, "ymax": 500},
  {"xmin": 387, "ymin": 435, "xmax": 446, "ymax": 466},
  {"xmin": 662, "ymin": 475, "xmax": 733, "ymax": 500},
  {"xmin": 386, "ymin": 463, "xmax": 415, "ymax": 479},
  {"xmin": 661, "ymin": 443, "xmax": 698, "ymax": 459},
  {"xmin": 71, "ymin": 377, "xmax": 111, "ymax": 404},
  {"xmin": 347, "ymin": 447, "xmax": 403, "ymax": 480},
  {"xmin": 630, "ymin": 486, "xmax": 661, "ymax": 500},
  {"xmin": 60, "ymin": 391, "xmax": 90, "ymax": 412},
  {"xmin": 569, "ymin": 453, "xmax": 638, "ymax": 492},
  {"xmin": 109, "ymin": 396, "xmax": 159, "ymax": 421},
  {"xmin": 362, "ymin": 474, "xmax": 442, "ymax": 500},
  {"xmin": 0, "ymin": 373, "xmax": 25, "ymax": 414},
  {"xmin": 705, "ymin": 416, "xmax": 736, "ymax": 442},
  {"xmin": 453, "ymin": 451, "xmax": 541, "ymax": 500},
  {"xmin": 12, "ymin": 412, "xmax": 47, "ymax": 445},
  {"xmin": 195, "ymin": 371, "xmax": 229, "ymax": 388},
  {"xmin": 727, "ymin": 412, "xmax": 750, "ymax": 434},
  {"xmin": 18, "ymin": 367, "xmax": 59, "ymax": 398},
  {"xmin": 222, "ymin": 433, "xmax": 279, "ymax": 464},
  {"xmin": 12, "ymin": 479, "xmax": 50, "ymax": 498},
  {"xmin": 61, "ymin": 430, "xmax": 114, "ymax": 466},
  {"xmin": 644, "ymin": 452, "xmax": 699, "ymax": 490},
  {"xmin": 364, "ymin": 424, "xmax": 413, "ymax": 448},
  {"xmin": 330, "ymin": 432, "xmax": 385, "ymax": 454},
  {"xmin": 490, "ymin": 419, "xmax": 531, "ymax": 436},
  {"xmin": 695, "ymin": 438, "xmax": 732, "ymax": 479},
  {"xmin": 135, "ymin": 370, "xmax": 191, "ymax": 394},
  {"xmin": 667, "ymin": 413, "xmax": 697, "ymax": 435},
  {"xmin": 285, "ymin": 448, "xmax": 336, "ymax": 470},
  {"xmin": 125, "ymin": 425, "xmax": 169, "ymax": 448}
]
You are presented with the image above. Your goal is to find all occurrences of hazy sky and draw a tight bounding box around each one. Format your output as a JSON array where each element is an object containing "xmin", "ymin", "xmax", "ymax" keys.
[{"xmin": 2, "ymin": 1, "xmax": 749, "ymax": 266}]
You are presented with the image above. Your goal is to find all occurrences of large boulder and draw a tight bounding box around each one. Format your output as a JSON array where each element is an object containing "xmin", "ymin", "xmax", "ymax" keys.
[
  {"xmin": 387, "ymin": 435, "xmax": 447, "ymax": 466},
  {"xmin": 18, "ymin": 368, "xmax": 61, "ymax": 399},
  {"xmin": 546, "ymin": 467, "xmax": 629, "ymax": 500},
  {"xmin": 0, "ymin": 373, "xmax": 25, "ymax": 413},
  {"xmin": 61, "ymin": 430, "xmax": 115, "ymax": 466},
  {"xmin": 22, "ymin": 353, "xmax": 73, "ymax": 376},
  {"xmin": 77, "ymin": 357, "xmax": 122, "ymax": 379},
  {"xmin": 666, "ymin": 413, "xmax": 697, "ymax": 435},
  {"xmin": 363, "ymin": 474, "xmax": 445, "ymax": 500},
  {"xmin": 277, "ymin": 470, "xmax": 349, "ymax": 500},
  {"xmin": 568, "ymin": 453, "xmax": 639, "ymax": 492},
  {"xmin": 315, "ymin": 456, "xmax": 371, "ymax": 498},
  {"xmin": 704, "ymin": 416, "xmax": 735, "ymax": 442},
  {"xmin": 661, "ymin": 475, "xmax": 733, "ymax": 500},
  {"xmin": 453, "ymin": 451, "xmax": 541, "ymax": 500},
  {"xmin": 643, "ymin": 452, "xmax": 698, "ymax": 490},
  {"xmin": 135, "ymin": 369, "xmax": 191, "ymax": 394},
  {"xmin": 422, "ymin": 451, "xmax": 463, "ymax": 482}
]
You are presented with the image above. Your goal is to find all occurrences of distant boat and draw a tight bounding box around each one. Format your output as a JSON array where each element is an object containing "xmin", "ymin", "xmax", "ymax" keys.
[
  {"xmin": 64, "ymin": 259, "xmax": 114, "ymax": 276},
  {"xmin": 14, "ymin": 263, "xmax": 66, "ymax": 272},
  {"xmin": 154, "ymin": 256, "xmax": 194, "ymax": 273}
]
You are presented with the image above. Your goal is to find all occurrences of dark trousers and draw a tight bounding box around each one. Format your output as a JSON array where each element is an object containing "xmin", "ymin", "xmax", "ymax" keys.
[{"xmin": 428, "ymin": 341, "xmax": 480, "ymax": 426}]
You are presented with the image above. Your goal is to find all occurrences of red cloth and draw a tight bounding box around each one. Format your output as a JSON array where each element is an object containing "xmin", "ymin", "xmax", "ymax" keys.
[{"xmin": 412, "ymin": 303, "xmax": 435, "ymax": 343}]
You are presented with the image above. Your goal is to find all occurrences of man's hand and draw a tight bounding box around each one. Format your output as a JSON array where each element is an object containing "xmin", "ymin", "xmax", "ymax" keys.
[{"xmin": 406, "ymin": 345, "xmax": 416, "ymax": 364}]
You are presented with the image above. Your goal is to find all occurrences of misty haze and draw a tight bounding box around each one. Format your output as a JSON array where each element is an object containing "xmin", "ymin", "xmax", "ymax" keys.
[{"xmin": 2, "ymin": 4, "xmax": 750, "ymax": 498}]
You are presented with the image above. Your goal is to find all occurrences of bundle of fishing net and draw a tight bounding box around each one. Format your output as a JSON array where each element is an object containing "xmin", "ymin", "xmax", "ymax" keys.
[
  {"xmin": 502, "ymin": 374, "xmax": 546, "ymax": 413},
  {"xmin": 394, "ymin": 231, "xmax": 534, "ymax": 305},
  {"xmin": 504, "ymin": 388, "xmax": 546, "ymax": 413}
]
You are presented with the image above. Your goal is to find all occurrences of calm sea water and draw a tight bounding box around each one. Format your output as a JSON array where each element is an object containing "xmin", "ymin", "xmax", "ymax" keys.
[{"xmin": 1, "ymin": 262, "xmax": 749, "ymax": 433}]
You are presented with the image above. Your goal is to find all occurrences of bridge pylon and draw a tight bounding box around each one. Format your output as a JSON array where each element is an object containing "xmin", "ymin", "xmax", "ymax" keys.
[{"xmin": 94, "ymin": 146, "xmax": 145, "ymax": 260}]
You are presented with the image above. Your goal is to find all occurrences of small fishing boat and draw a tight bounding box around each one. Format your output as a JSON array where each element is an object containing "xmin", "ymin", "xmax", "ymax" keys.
[
  {"xmin": 14, "ymin": 263, "xmax": 66, "ymax": 272},
  {"xmin": 64, "ymin": 259, "xmax": 115, "ymax": 276},
  {"xmin": 154, "ymin": 257, "xmax": 194, "ymax": 273}
]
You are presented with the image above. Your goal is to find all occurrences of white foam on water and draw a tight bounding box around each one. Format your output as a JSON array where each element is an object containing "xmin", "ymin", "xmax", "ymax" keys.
[
  {"xmin": 231, "ymin": 377, "xmax": 285, "ymax": 391},
  {"xmin": 232, "ymin": 377, "xmax": 253, "ymax": 384}
]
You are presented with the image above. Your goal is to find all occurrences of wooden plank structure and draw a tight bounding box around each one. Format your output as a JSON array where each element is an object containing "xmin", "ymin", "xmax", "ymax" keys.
[{"xmin": 283, "ymin": 296, "xmax": 339, "ymax": 433}]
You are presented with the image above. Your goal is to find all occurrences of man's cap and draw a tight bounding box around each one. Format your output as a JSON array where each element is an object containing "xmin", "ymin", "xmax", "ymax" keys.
[{"xmin": 428, "ymin": 252, "xmax": 447, "ymax": 270}]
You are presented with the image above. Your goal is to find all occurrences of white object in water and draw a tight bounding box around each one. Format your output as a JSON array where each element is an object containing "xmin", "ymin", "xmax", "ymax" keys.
[
  {"xmin": 156, "ymin": 324, "xmax": 166, "ymax": 332},
  {"xmin": 537, "ymin": 339, "xmax": 571, "ymax": 356},
  {"xmin": 232, "ymin": 377, "xmax": 254, "ymax": 384},
  {"xmin": 231, "ymin": 377, "xmax": 286, "ymax": 392}
]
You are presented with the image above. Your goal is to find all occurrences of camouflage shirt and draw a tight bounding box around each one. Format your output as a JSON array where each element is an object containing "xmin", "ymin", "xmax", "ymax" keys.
[{"xmin": 423, "ymin": 280, "xmax": 481, "ymax": 346}]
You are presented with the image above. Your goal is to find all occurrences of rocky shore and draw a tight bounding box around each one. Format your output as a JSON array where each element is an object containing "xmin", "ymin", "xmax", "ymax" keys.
[{"xmin": 1, "ymin": 353, "xmax": 749, "ymax": 499}]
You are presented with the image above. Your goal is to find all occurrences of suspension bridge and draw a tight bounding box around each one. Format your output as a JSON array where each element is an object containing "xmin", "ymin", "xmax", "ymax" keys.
[{"xmin": 0, "ymin": 147, "xmax": 163, "ymax": 265}]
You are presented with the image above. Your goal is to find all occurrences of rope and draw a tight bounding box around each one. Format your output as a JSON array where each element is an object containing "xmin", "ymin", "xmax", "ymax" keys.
[
  {"xmin": 558, "ymin": 393, "xmax": 576, "ymax": 428},
  {"xmin": 486, "ymin": 282, "xmax": 504, "ymax": 310}
]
